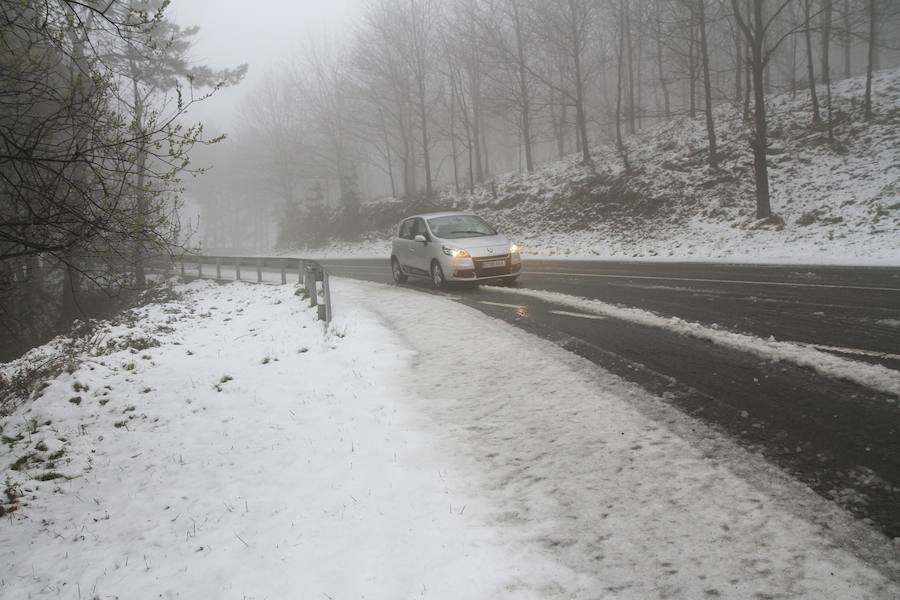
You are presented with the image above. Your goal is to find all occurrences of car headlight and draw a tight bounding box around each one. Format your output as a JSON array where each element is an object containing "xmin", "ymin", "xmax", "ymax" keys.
[
  {"xmin": 442, "ymin": 246, "xmax": 471, "ymax": 258},
  {"xmin": 510, "ymin": 244, "xmax": 520, "ymax": 254}
]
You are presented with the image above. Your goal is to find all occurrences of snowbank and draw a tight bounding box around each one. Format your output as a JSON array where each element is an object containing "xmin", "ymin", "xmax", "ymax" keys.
[{"xmin": 489, "ymin": 285, "xmax": 900, "ymax": 397}]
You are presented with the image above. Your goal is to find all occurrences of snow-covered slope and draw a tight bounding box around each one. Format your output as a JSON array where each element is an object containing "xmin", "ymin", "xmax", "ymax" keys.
[{"xmin": 320, "ymin": 68, "xmax": 900, "ymax": 264}]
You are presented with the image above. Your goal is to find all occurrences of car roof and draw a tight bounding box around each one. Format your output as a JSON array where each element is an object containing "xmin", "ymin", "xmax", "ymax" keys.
[{"xmin": 402, "ymin": 211, "xmax": 476, "ymax": 221}]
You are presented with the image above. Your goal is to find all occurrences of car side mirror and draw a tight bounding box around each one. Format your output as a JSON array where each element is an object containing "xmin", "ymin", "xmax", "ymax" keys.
[{"xmin": 414, "ymin": 234, "xmax": 427, "ymax": 243}]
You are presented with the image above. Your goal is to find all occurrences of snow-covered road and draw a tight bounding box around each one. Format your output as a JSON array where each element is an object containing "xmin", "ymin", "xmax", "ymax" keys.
[{"xmin": 1, "ymin": 278, "xmax": 897, "ymax": 598}]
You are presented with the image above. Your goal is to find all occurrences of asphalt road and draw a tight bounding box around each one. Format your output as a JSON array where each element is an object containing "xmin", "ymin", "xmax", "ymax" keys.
[{"xmin": 320, "ymin": 257, "xmax": 900, "ymax": 540}]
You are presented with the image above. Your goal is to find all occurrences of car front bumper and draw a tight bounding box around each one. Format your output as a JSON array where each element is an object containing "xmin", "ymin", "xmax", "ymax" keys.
[{"xmin": 445, "ymin": 254, "xmax": 521, "ymax": 281}]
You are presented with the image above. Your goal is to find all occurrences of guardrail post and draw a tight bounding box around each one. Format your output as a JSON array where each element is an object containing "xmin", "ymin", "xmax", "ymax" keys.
[
  {"xmin": 304, "ymin": 264, "xmax": 328, "ymax": 321},
  {"xmin": 197, "ymin": 257, "xmax": 203, "ymax": 278},
  {"xmin": 257, "ymin": 258, "xmax": 263, "ymax": 283},
  {"xmin": 216, "ymin": 257, "xmax": 221, "ymax": 280},
  {"xmin": 316, "ymin": 271, "xmax": 326, "ymax": 321},
  {"xmin": 280, "ymin": 259, "xmax": 287, "ymax": 285},
  {"xmin": 322, "ymin": 271, "xmax": 332, "ymax": 322},
  {"xmin": 235, "ymin": 258, "xmax": 241, "ymax": 281},
  {"xmin": 180, "ymin": 259, "xmax": 185, "ymax": 277},
  {"xmin": 305, "ymin": 266, "xmax": 317, "ymax": 308}
]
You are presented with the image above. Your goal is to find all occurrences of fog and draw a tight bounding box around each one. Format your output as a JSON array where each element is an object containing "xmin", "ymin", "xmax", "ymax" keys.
[
  {"xmin": 168, "ymin": 0, "xmax": 367, "ymax": 129},
  {"xmin": 168, "ymin": 0, "xmax": 900, "ymax": 256},
  {"xmin": 4, "ymin": 5, "xmax": 900, "ymax": 591},
  {"xmin": 2, "ymin": 0, "xmax": 900, "ymax": 359}
]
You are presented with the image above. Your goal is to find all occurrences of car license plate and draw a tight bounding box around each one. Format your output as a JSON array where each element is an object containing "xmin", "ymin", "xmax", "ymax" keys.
[{"xmin": 482, "ymin": 260, "xmax": 506, "ymax": 269}]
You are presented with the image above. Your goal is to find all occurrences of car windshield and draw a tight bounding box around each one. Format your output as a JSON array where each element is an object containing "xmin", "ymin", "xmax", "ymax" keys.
[{"xmin": 427, "ymin": 215, "xmax": 497, "ymax": 239}]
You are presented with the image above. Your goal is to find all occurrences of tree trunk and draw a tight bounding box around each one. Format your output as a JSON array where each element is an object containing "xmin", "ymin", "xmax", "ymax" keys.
[
  {"xmin": 750, "ymin": 1, "xmax": 771, "ymax": 218},
  {"xmin": 744, "ymin": 39, "xmax": 752, "ymax": 120},
  {"xmin": 553, "ymin": 101, "xmax": 566, "ymax": 160},
  {"xmin": 24, "ymin": 255, "xmax": 44, "ymax": 346},
  {"xmin": 698, "ymin": 0, "xmax": 718, "ymax": 169},
  {"xmin": 400, "ymin": 112, "xmax": 416, "ymax": 198},
  {"xmin": 689, "ymin": 17, "xmax": 697, "ymax": 118},
  {"xmin": 416, "ymin": 95, "xmax": 432, "ymax": 199},
  {"xmin": 790, "ymin": 33, "xmax": 798, "ymax": 98},
  {"xmin": 380, "ymin": 110, "xmax": 397, "ymax": 198},
  {"xmin": 843, "ymin": 0, "xmax": 851, "ymax": 78},
  {"xmin": 480, "ymin": 114, "xmax": 491, "ymax": 179},
  {"xmin": 128, "ymin": 40, "xmax": 149, "ymax": 287},
  {"xmin": 616, "ymin": 0, "xmax": 629, "ymax": 171},
  {"xmin": 511, "ymin": 1, "xmax": 534, "ymax": 172},
  {"xmin": 864, "ymin": 0, "xmax": 876, "ymax": 119},
  {"xmin": 472, "ymin": 83, "xmax": 484, "ymax": 183},
  {"xmin": 59, "ymin": 263, "xmax": 81, "ymax": 327},
  {"xmin": 656, "ymin": 8, "xmax": 671, "ymax": 117},
  {"xmin": 449, "ymin": 84, "xmax": 460, "ymax": 193},
  {"xmin": 822, "ymin": 0, "xmax": 834, "ymax": 140},
  {"xmin": 575, "ymin": 120, "xmax": 583, "ymax": 155},
  {"xmin": 735, "ymin": 14, "xmax": 743, "ymax": 103},
  {"xmin": 466, "ymin": 117, "xmax": 475, "ymax": 193},
  {"xmin": 635, "ymin": 0, "xmax": 643, "ymax": 130},
  {"xmin": 414, "ymin": 78, "xmax": 432, "ymax": 198},
  {"xmin": 569, "ymin": 0, "xmax": 593, "ymax": 167},
  {"xmin": 625, "ymin": 0, "xmax": 636, "ymax": 133},
  {"xmin": 804, "ymin": 0, "xmax": 822, "ymax": 125}
]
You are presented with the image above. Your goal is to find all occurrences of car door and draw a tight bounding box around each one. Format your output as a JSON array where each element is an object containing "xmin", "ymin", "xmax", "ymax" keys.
[
  {"xmin": 410, "ymin": 218, "xmax": 432, "ymax": 275},
  {"xmin": 394, "ymin": 219, "xmax": 413, "ymax": 272},
  {"xmin": 395, "ymin": 219, "xmax": 416, "ymax": 273}
]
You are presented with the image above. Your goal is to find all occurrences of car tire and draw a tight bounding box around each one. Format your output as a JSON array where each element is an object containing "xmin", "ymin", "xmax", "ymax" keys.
[
  {"xmin": 502, "ymin": 276, "xmax": 519, "ymax": 287},
  {"xmin": 391, "ymin": 257, "xmax": 407, "ymax": 284},
  {"xmin": 431, "ymin": 261, "xmax": 446, "ymax": 290}
]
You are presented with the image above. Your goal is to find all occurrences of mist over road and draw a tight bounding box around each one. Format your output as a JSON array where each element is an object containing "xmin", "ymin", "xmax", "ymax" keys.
[{"xmin": 322, "ymin": 257, "xmax": 900, "ymax": 539}]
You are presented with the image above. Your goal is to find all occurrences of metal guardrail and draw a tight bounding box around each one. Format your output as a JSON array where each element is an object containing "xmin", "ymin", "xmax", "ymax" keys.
[{"xmin": 148, "ymin": 255, "xmax": 332, "ymax": 323}]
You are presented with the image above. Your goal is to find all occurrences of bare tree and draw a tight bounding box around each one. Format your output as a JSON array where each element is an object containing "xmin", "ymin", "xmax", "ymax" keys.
[
  {"xmin": 354, "ymin": 1, "xmax": 419, "ymax": 197},
  {"xmin": 240, "ymin": 75, "xmax": 308, "ymax": 245},
  {"xmin": 616, "ymin": 0, "xmax": 630, "ymax": 170},
  {"xmin": 470, "ymin": 0, "xmax": 538, "ymax": 172},
  {"xmin": 731, "ymin": 0, "xmax": 796, "ymax": 219},
  {"xmin": 294, "ymin": 40, "xmax": 366, "ymax": 231},
  {"xmin": 442, "ymin": 1, "xmax": 487, "ymax": 188},
  {"xmin": 864, "ymin": 0, "xmax": 877, "ymax": 118},
  {"xmin": 532, "ymin": 0, "xmax": 596, "ymax": 167},
  {"xmin": 803, "ymin": 0, "xmax": 823, "ymax": 124},
  {"xmin": 697, "ymin": 0, "xmax": 718, "ymax": 169},
  {"xmin": 652, "ymin": 2, "xmax": 673, "ymax": 118},
  {"xmin": 821, "ymin": 0, "xmax": 834, "ymax": 139},
  {"xmin": 407, "ymin": 0, "xmax": 437, "ymax": 199}
]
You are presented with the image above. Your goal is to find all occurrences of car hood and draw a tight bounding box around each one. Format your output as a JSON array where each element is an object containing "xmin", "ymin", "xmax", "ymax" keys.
[{"xmin": 447, "ymin": 234, "xmax": 510, "ymax": 258}]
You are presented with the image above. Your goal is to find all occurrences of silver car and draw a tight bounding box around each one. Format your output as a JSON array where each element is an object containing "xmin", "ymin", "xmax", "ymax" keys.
[{"xmin": 390, "ymin": 212, "xmax": 522, "ymax": 289}]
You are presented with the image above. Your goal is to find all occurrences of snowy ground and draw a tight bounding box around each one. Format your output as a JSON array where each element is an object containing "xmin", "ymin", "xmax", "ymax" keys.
[{"xmin": 1, "ymin": 278, "xmax": 898, "ymax": 598}]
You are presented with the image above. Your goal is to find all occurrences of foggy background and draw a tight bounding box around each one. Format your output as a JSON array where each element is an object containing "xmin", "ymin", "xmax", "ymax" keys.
[
  {"xmin": 170, "ymin": 0, "xmax": 900, "ymax": 255},
  {"xmin": 168, "ymin": 1, "xmax": 367, "ymax": 128},
  {"xmin": 3, "ymin": 0, "xmax": 899, "ymax": 361}
]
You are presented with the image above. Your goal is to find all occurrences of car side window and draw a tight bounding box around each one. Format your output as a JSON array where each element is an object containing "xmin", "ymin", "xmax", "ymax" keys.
[
  {"xmin": 398, "ymin": 220, "xmax": 414, "ymax": 240},
  {"xmin": 413, "ymin": 218, "xmax": 429, "ymax": 240}
]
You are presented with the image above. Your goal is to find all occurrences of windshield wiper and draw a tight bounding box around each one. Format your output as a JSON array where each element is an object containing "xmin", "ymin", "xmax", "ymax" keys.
[{"xmin": 450, "ymin": 230, "xmax": 490, "ymax": 236}]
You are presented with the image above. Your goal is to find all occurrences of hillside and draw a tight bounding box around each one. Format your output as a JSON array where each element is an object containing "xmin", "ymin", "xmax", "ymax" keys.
[{"xmin": 322, "ymin": 67, "xmax": 900, "ymax": 264}]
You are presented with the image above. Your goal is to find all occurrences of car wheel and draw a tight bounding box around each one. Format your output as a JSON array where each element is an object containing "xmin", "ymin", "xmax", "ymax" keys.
[
  {"xmin": 431, "ymin": 261, "xmax": 445, "ymax": 290},
  {"xmin": 502, "ymin": 276, "xmax": 519, "ymax": 287},
  {"xmin": 391, "ymin": 257, "xmax": 407, "ymax": 284}
]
